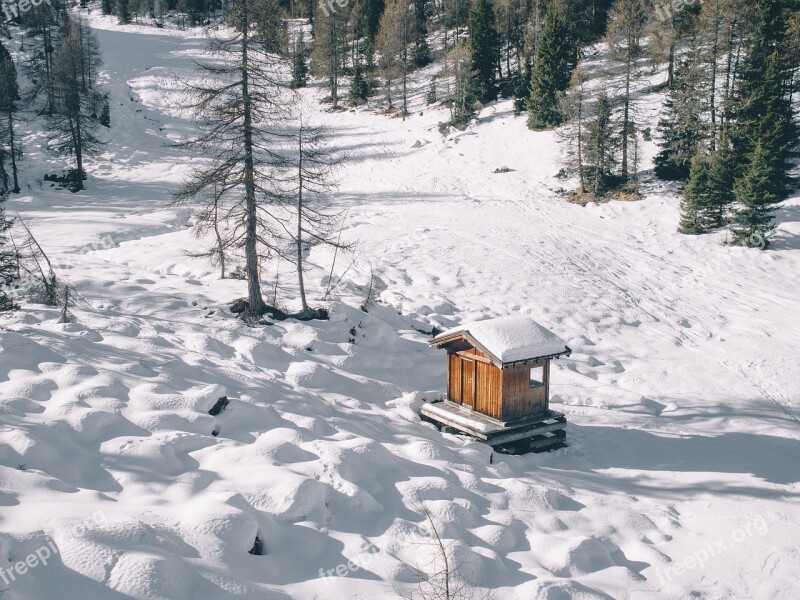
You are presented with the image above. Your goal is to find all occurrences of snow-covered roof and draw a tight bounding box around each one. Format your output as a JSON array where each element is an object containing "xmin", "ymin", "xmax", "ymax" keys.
[{"xmin": 431, "ymin": 316, "xmax": 570, "ymax": 365}]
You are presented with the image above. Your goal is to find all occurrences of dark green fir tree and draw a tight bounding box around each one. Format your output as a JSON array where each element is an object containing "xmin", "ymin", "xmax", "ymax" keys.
[
  {"xmin": 654, "ymin": 54, "xmax": 709, "ymax": 181},
  {"xmin": 730, "ymin": 140, "xmax": 779, "ymax": 247},
  {"xmin": 413, "ymin": 0, "xmax": 431, "ymax": 67},
  {"xmin": 364, "ymin": 0, "xmax": 386, "ymax": 43},
  {"xmin": 749, "ymin": 52, "xmax": 798, "ymax": 200},
  {"xmin": 0, "ymin": 41, "xmax": 21, "ymax": 194},
  {"xmin": 513, "ymin": 54, "xmax": 531, "ymax": 115},
  {"xmin": 291, "ymin": 37, "xmax": 309, "ymax": 89},
  {"xmin": 348, "ymin": 60, "xmax": 369, "ymax": 106},
  {"xmin": 584, "ymin": 91, "xmax": 616, "ymax": 196},
  {"xmin": 527, "ymin": 3, "xmax": 572, "ymax": 130},
  {"xmin": 703, "ymin": 134, "xmax": 735, "ymax": 229},
  {"xmin": 99, "ymin": 95, "xmax": 111, "ymax": 128},
  {"xmin": 117, "ymin": 0, "xmax": 130, "ymax": 23},
  {"xmin": 426, "ymin": 80, "xmax": 437, "ymax": 104},
  {"xmin": 0, "ymin": 191, "xmax": 18, "ymax": 311},
  {"xmin": 730, "ymin": 0, "xmax": 798, "ymax": 197},
  {"xmin": 468, "ymin": 0, "xmax": 500, "ymax": 102},
  {"xmin": 679, "ymin": 152, "xmax": 713, "ymax": 234}
]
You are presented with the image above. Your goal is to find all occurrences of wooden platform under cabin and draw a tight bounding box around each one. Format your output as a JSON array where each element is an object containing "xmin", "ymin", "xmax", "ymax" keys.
[{"xmin": 420, "ymin": 400, "xmax": 567, "ymax": 453}]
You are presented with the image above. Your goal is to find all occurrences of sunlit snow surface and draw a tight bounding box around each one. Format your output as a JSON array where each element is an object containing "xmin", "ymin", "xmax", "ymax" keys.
[{"xmin": 0, "ymin": 13, "xmax": 798, "ymax": 600}]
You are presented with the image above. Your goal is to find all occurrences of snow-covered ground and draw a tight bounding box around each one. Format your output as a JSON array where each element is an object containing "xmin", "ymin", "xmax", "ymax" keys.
[{"xmin": 1, "ymin": 14, "xmax": 799, "ymax": 600}]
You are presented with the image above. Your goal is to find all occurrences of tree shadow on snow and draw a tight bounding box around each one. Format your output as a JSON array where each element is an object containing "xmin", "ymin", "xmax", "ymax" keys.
[
  {"xmin": 771, "ymin": 202, "xmax": 800, "ymax": 250},
  {"xmin": 557, "ymin": 423, "xmax": 800, "ymax": 493}
]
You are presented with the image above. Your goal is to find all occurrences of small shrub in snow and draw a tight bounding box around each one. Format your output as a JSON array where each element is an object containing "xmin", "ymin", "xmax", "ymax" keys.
[
  {"xmin": 228, "ymin": 266, "xmax": 247, "ymax": 280},
  {"xmin": 426, "ymin": 82, "xmax": 437, "ymax": 105}
]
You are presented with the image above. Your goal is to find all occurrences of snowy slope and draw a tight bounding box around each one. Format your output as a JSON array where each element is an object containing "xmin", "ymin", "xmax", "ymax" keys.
[{"xmin": 0, "ymin": 13, "xmax": 798, "ymax": 600}]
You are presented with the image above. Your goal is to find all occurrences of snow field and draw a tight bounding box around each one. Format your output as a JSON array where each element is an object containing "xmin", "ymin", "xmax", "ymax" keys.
[{"xmin": 0, "ymin": 12, "xmax": 798, "ymax": 600}]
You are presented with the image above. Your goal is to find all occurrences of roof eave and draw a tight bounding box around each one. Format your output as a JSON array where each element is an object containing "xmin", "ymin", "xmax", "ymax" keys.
[
  {"xmin": 429, "ymin": 331, "xmax": 504, "ymax": 366},
  {"xmin": 499, "ymin": 346, "xmax": 572, "ymax": 368},
  {"xmin": 430, "ymin": 334, "xmax": 572, "ymax": 368}
]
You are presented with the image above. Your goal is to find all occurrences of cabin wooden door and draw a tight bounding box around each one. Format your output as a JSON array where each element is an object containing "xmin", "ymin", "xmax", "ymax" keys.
[{"xmin": 461, "ymin": 356, "xmax": 476, "ymax": 410}]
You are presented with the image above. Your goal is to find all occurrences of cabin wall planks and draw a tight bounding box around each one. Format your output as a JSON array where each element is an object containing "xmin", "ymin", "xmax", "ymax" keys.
[
  {"xmin": 501, "ymin": 360, "xmax": 548, "ymax": 421},
  {"xmin": 446, "ymin": 346, "xmax": 547, "ymax": 421}
]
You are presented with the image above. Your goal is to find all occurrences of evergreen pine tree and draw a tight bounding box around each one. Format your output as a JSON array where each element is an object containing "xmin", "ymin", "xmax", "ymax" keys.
[
  {"xmin": 513, "ymin": 53, "xmax": 531, "ymax": 115},
  {"xmin": 291, "ymin": 36, "xmax": 308, "ymax": 89},
  {"xmin": 348, "ymin": 60, "xmax": 369, "ymax": 105},
  {"xmin": 0, "ymin": 41, "xmax": 21, "ymax": 194},
  {"xmin": 679, "ymin": 152, "xmax": 713, "ymax": 234},
  {"xmin": 730, "ymin": 0, "xmax": 798, "ymax": 197},
  {"xmin": 99, "ymin": 95, "xmax": 111, "ymax": 127},
  {"xmin": 750, "ymin": 51, "xmax": 798, "ymax": 199},
  {"xmin": 255, "ymin": 0, "xmax": 285, "ymax": 53},
  {"xmin": 426, "ymin": 80, "xmax": 437, "ymax": 104},
  {"xmin": 703, "ymin": 133, "xmax": 735, "ymax": 228},
  {"xmin": 527, "ymin": 3, "xmax": 571, "ymax": 130},
  {"xmin": 584, "ymin": 91, "xmax": 616, "ymax": 196},
  {"xmin": 730, "ymin": 140, "xmax": 779, "ymax": 247},
  {"xmin": 654, "ymin": 53, "xmax": 709, "ymax": 181},
  {"xmin": 117, "ymin": 0, "xmax": 130, "ymax": 23},
  {"xmin": 413, "ymin": 0, "xmax": 431, "ymax": 67},
  {"xmin": 48, "ymin": 17, "xmax": 105, "ymax": 191},
  {"xmin": 0, "ymin": 191, "xmax": 18, "ymax": 311},
  {"xmin": 22, "ymin": 10, "xmax": 61, "ymax": 117},
  {"xmin": 468, "ymin": 0, "xmax": 500, "ymax": 102},
  {"xmin": 363, "ymin": 0, "xmax": 386, "ymax": 43}
]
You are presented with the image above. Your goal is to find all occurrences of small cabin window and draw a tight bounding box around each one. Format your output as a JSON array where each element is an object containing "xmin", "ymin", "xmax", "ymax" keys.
[{"xmin": 530, "ymin": 366, "xmax": 544, "ymax": 388}]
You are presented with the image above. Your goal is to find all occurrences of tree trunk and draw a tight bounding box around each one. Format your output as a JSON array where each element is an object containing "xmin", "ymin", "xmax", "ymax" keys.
[
  {"xmin": 240, "ymin": 5, "xmax": 267, "ymax": 315},
  {"xmin": 331, "ymin": 20, "xmax": 339, "ymax": 108},
  {"xmin": 44, "ymin": 25, "xmax": 55, "ymax": 115},
  {"xmin": 69, "ymin": 114, "xmax": 85, "ymax": 191},
  {"xmin": 402, "ymin": 60, "xmax": 408, "ymax": 116},
  {"xmin": 722, "ymin": 19, "xmax": 738, "ymax": 131},
  {"xmin": 402, "ymin": 18, "xmax": 408, "ymax": 117},
  {"xmin": 505, "ymin": 9, "xmax": 511, "ymax": 78},
  {"xmin": 296, "ymin": 129, "xmax": 308, "ymax": 313},
  {"xmin": 621, "ymin": 55, "xmax": 631, "ymax": 178},
  {"xmin": 75, "ymin": 125, "xmax": 84, "ymax": 191},
  {"xmin": 709, "ymin": 19, "xmax": 720, "ymax": 149},
  {"xmin": 214, "ymin": 195, "xmax": 225, "ymax": 279}
]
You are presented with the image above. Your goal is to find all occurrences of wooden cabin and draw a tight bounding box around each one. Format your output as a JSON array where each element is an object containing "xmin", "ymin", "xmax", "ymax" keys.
[{"xmin": 421, "ymin": 316, "xmax": 571, "ymax": 452}]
